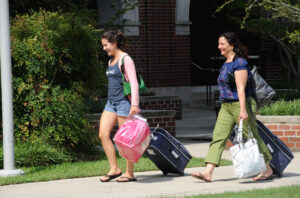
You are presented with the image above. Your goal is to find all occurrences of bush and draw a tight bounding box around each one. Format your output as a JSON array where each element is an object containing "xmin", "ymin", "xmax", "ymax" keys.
[
  {"xmin": 13, "ymin": 85, "xmax": 97, "ymax": 151},
  {"xmin": 0, "ymin": 142, "xmax": 72, "ymax": 168},
  {"xmin": 5, "ymin": 9, "xmax": 106, "ymax": 151},
  {"xmin": 11, "ymin": 9, "xmax": 106, "ymax": 95},
  {"xmin": 258, "ymin": 99, "xmax": 300, "ymax": 115}
]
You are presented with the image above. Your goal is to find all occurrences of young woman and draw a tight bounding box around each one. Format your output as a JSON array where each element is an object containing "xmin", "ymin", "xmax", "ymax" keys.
[
  {"xmin": 191, "ymin": 32, "xmax": 273, "ymax": 182},
  {"xmin": 99, "ymin": 30, "xmax": 140, "ymax": 182}
]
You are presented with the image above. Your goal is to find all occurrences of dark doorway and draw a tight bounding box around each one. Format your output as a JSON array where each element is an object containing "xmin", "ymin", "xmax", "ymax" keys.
[{"xmin": 189, "ymin": 0, "xmax": 262, "ymax": 86}]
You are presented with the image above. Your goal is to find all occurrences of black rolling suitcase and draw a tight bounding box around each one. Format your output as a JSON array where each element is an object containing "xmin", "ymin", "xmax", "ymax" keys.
[
  {"xmin": 229, "ymin": 120, "xmax": 294, "ymax": 177},
  {"xmin": 144, "ymin": 127, "xmax": 192, "ymax": 176},
  {"xmin": 256, "ymin": 120, "xmax": 294, "ymax": 177}
]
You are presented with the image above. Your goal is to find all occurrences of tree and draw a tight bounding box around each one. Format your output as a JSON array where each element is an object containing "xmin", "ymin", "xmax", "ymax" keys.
[{"xmin": 217, "ymin": 0, "xmax": 300, "ymax": 89}]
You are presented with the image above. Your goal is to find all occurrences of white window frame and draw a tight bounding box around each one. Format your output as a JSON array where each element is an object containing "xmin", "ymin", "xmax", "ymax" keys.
[{"xmin": 175, "ymin": 0, "xmax": 191, "ymax": 35}]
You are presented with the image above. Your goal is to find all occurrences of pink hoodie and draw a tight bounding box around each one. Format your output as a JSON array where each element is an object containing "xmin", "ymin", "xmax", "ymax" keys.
[{"xmin": 109, "ymin": 53, "xmax": 139, "ymax": 106}]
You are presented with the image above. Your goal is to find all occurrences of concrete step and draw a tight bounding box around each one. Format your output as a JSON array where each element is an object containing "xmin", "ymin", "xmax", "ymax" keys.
[{"xmin": 175, "ymin": 105, "xmax": 216, "ymax": 139}]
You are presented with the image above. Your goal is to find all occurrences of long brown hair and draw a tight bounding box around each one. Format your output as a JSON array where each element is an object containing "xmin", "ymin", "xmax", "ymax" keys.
[
  {"xmin": 219, "ymin": 32, "xmax": 248, "ymax": 60},
  {"xmin": 101, "ymin": 30, "xmax": 128, "ymax": 51}
]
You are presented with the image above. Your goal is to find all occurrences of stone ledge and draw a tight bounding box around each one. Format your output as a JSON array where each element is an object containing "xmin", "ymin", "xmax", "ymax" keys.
[
  {"xmin": 140, "ymin": 109, "xmax": 176, "ymax": 118},
  {"xmin": 87, "ymin": 109, "xmax": 177, "ymax": 137},
  {"xmin": 86, "ymin": 109, "xmax": 176, "ymax": 122},
  {"xmin": 140, "ymin": 96, "xmax": 180, "ymax": 101},
  {"xmin": 257, "ymin": 115, "xmax": 300, "ymax": 123}
]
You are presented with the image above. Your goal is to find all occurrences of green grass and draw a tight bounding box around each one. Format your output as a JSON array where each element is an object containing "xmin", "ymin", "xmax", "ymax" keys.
[
  {"xmin": 258, "ymin": 99, "xmax": 300, "ymax": 115},
  {"xmin": 0, "ymin": 155, "xmax": 232, "ymax": 186},
  {"xmin": 184, "ymin": 184, "xmax": 300, "ymax": 198}
]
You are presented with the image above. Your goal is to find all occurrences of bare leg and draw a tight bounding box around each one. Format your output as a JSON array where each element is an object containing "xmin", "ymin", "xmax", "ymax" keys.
[
  {"xmin": 99, "ymin": 111, "xmax": 122, "ymax": 181},
  {"xmin": 191, "ymin": 163, "xmax": 216, "ymax": 182},
  {"xmin": 253, "ymin": 162, "xmax": 273, "ymax": 181},
  {"xmin": 116, "ymin": 116, "xmax": 136, "ymax": 181}
]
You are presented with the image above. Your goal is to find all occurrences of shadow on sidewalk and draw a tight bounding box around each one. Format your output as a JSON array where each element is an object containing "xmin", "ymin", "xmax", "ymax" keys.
[
  {"xmin": 135, "ymin": 173, "xmax": 189, "ymax": 183},
  {"xmin": 238, "ymin": 172, "xmax": 300, "ymax": 184}
]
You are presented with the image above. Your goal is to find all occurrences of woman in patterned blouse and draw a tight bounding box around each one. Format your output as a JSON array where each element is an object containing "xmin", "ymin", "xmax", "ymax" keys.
[{"xmin": 191, "ymin": 32, "xmax": 273, "ymax": 182}]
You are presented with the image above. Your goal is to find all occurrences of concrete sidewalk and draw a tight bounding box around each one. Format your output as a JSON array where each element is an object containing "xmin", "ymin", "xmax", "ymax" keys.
[{"xmin": 0, "ymin": 139, "xmax": 299, "ymax": 198}]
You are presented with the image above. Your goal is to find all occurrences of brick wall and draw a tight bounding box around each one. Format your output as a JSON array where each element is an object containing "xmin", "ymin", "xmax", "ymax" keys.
[
  {"xmin": 140, "ymin": 96, "xmax": 182, "ymax": 119},
  {"xmin": 225, "ymin": 116, "xmax": 300, "ymax": 151},
  {"xmin": 126, "ymin": 0, "xmax": 191, "ymax": 88},
  {"xmin": 144, "ymin": 110, "xmax": 176, "ymax": 136},
  {"xmin": 262, "ymin": 123, "xmax": 300, "ymax": 151}
]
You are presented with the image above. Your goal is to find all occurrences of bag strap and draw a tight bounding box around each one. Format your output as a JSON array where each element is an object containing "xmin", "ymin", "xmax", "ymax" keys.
[
  {"xmin": 236, "ymin": 99, "xmax": 256, "ymax": 144},
  {"xmin": 236, "ymin": 119, "xmax": 244, "ymax": 144},
  {"xmin": 120, "ymin": 54, "xmax": 129, "ymax": 83},
  {"xmin": 236, "ymin": 119, "xmax": 254, "ymax": 144},
  {"xmin": 120, "ymin": 54, "xmax": 141, "ymax": 83}
]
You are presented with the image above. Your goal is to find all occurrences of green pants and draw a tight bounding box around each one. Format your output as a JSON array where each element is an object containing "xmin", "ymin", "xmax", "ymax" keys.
[{"xmin": 205, "ymin": 97, "xmax": 272, "ymax": 166}]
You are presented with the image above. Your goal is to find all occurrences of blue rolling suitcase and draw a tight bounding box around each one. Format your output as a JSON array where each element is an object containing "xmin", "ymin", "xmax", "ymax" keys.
[
  {"xmin": 229, "ymin": 120, "xmax": 294, "ymax": 177},
  {"xmin": 256, "ymin": 120, "xmax": 294, "ymax": 177},
  {"xmin": 144, "ymin": 127, "xmax": 192, "ymax": 176}
]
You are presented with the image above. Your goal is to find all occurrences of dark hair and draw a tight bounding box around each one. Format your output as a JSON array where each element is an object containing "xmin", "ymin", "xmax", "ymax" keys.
[
  {"xmin": 219, "ymin": 32, "xmax": 248, "ymax": 60},
  {"xmin": 101, "ymin": 30, "xmax": 128, "ymax": 51}
]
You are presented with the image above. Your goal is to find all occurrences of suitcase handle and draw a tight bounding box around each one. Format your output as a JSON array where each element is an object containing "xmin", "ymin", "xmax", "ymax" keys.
[{"xmin": 132, "ymin": 114, "xmax": 147, "ymax": 122}]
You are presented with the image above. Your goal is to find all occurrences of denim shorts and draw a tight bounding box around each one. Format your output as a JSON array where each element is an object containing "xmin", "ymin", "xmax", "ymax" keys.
[{"xmin": 104, "ymin": 99, "xmax": 131, "ymax": 117}]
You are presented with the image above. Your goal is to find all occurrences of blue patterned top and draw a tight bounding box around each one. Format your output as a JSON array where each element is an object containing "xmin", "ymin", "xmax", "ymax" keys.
[{"xmin": 217, "ymin": 58, "xmax": 253, "ymax": 101}]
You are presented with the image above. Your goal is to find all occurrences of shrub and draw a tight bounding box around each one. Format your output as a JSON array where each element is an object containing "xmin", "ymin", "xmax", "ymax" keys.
[
  {"xmin": 11, "ymin": 9, "xmax": 106, "ymax": 96},
  {"xmin": 5, "ymin": 9, "xmax": 106, "ymax": 151},
  {"xmin": 13, "ymin": 84, "xmax": 97, "ymax": 151},
  {"xmin": 0, "ymin": 142, "xmax": 72, "ymax": 168},
  {"xmin": 258, "ymin": 99, "xmax": 300, "ymax": 115}
]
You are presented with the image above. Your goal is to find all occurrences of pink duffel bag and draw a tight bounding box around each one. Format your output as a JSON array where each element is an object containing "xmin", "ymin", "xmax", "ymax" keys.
[{"xmin": 113, "ymin": 115, "xmax": 151, "ymax": 163}]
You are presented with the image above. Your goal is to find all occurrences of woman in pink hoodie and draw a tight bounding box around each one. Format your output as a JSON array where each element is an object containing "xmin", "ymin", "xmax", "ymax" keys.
[{"xmin": 99, "ymin": 30, "xmax": 140, "ymax": 182}]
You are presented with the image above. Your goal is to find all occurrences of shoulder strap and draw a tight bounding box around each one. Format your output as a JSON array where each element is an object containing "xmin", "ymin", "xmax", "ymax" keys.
[
  {"xmin": 120, "ymin": 54, "xmax": 141, "ymax": 83},
  {"xmin": 120, "ymin": 54, "xmax": 129, "ymax": 74},
  {"xmin": 108, "ymin": 58, "xmax": 113, "ymax": 66}
]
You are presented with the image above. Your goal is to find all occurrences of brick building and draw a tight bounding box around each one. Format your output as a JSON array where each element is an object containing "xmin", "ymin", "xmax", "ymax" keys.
[
  {"xmin": 96, "ymin": 0, "xmax": 286, "ymax": 105},
  {"xmin": 97, "ymin": 0, "xmax": 191, "ymax": 88}
]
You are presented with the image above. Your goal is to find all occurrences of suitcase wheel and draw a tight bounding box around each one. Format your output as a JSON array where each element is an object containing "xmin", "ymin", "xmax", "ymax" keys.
[
  {"xmin": 179, "ymin": 172, "xmax": 184, "ymax": 176},
  {"xmin": 271, "ymin": 166, "xmax": 283, "ymax": 178},
  {"xmin": 163, "ymin": 171, "xmax": 168, "ymax": 176}
]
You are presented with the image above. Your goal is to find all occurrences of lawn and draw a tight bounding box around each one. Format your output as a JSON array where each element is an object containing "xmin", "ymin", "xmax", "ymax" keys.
[
  {"xmin": 185, "ymin": 184, "xmax": 300, "ymax": 198},
  {"xmin": 0, "ymin": 155, "xmax": 232, "ymax": 186}
]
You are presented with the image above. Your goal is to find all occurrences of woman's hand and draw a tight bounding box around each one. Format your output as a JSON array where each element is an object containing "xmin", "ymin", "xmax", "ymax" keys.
[
  {"xmin": 129, "ymin": 105, "xmax": 140, "ymax": 116},
  {"xmin": 239, "ymin": 110, "xmax": 248, "ymax": 121}
]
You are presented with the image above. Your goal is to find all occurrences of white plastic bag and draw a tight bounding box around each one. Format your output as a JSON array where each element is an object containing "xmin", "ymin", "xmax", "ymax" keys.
[{"xmin": 230, "ymin": 119, "xmax": 266, "ymax": 178}]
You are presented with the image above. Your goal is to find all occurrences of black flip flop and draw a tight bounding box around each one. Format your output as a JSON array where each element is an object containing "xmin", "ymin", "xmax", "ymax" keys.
[
  {"xmin": 116, "ymin": 176, "xmax": 137, "ymax": 182},
  {"xmin": 100, "ymin": 172, "xmax": 122, "ymax": 182}
]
